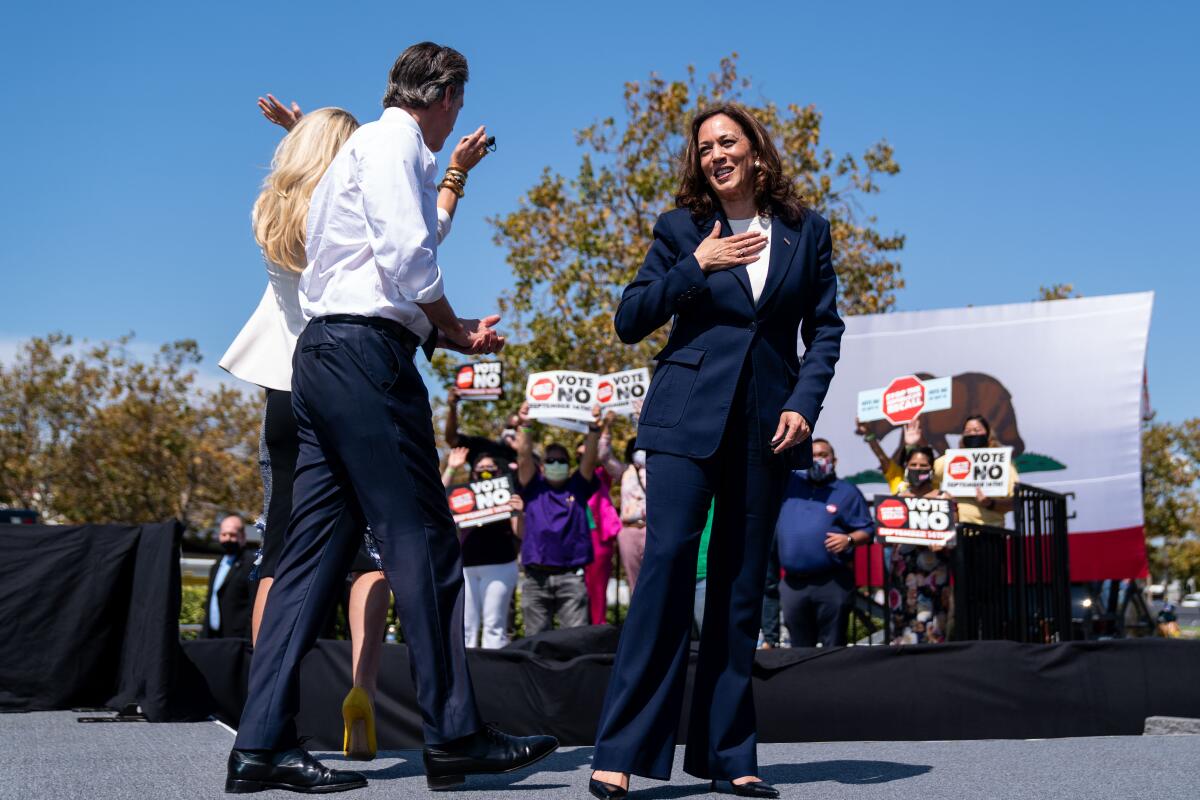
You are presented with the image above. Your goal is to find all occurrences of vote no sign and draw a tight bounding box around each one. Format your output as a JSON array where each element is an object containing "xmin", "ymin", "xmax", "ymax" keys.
[
  {"xmin": 526, "ymin": 368, "xmax": 650, "ymax": 432},
  {"xmin": 940, "ymin": 447, "xmax": 1014, "ymax": 498}
]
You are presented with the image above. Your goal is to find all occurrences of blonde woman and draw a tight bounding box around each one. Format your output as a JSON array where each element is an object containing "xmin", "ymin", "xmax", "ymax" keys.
[{"xmin": 220, "ymin": 97, "xmax": 489, "ymax": 761}]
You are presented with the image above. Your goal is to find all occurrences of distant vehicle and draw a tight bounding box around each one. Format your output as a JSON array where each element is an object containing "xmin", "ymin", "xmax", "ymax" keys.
[
  {"xmin": 1181, "ymin": 593, "xmax": 1200, "ymax": 609},
  {"xmin": 0, "ymin": 508, "xmax": 39, "ymax": 525}
]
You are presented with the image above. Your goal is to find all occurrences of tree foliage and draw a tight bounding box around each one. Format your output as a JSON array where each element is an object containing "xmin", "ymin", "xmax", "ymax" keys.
[
  {"xmin": 1142, "ymin": 418, "xmax": 1200, "ymax": 580},
  {"xmin": 433, "ymin": 55, "xmax": 903, "ymax": 438},
  {"xmin": 0, "ymin": 334, "xmax": 261, "ymax": 528},
  {"xmin": 1036, "ymin": 283, "xmax": 1081, "ymax": 301}
]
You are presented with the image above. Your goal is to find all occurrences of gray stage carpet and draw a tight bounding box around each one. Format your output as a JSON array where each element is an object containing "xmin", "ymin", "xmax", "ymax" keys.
[{"xmin": 2, "ymin": 711, "xmax": 1197, "ymax": 799}]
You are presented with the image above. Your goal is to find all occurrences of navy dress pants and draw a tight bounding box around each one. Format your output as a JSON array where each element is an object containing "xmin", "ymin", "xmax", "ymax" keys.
[
  {"xmin": 234, "ymin": 317, "xmax": 481, "ymax": 750},
  {"xmin": 592, "ymin": 368, "xmax": 788, "ymax": 781}
]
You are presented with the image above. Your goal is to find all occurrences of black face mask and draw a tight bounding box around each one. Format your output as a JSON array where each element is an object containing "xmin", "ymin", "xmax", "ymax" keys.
[
  {"xmin": 220, "ymin": 541, "xmax": 241, "ymax": 556},
  {"xmin": 906, "ymin": 468, "xmax": 933, "ymax": 487},
  {"xmin": 962, "ymin": 434, "xmax": 989, "ymax": 449}
]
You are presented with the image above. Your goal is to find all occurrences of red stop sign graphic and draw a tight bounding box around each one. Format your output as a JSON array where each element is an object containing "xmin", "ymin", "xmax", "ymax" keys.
[
  {"xmin": 947, "ymin": 455, "xmax": 972, "ymax": 481},
  {"xmin": 597, "ymin": 381, "xmax": 613, "ymax": 404},
  {"xmin": 448, "ymin": 487, "xmax": 475, "ymax": 514},
  {"xmin": 456, "ymin": 366, "xmax": 475, "ymax": 389},
  {"xmin": 530, "ymin": 378, "xmax": 554, "ymax": 402},
  {"xmin": 882, "ymin": 375, "xmax": 926, "ymax": 425},
  {"xmin": 876, "ymin": 498, "xmax": 908, "ymax": 528}
]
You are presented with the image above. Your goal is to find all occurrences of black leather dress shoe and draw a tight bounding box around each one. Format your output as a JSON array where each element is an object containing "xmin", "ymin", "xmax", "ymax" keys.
[
  {"xmin": 225, "ymin": 748, "xmax": 367, "ymax": 794},
  {"xmin": 589, "ymin": 777, "xmax": 629, "ymax": 799},
  {"xmin": 422, "ymin": 723, "xmax": 559, "ymax": 790},
  {"xmin": 711, "ymin": 779, "xmax": 781, "ymax": 798}
]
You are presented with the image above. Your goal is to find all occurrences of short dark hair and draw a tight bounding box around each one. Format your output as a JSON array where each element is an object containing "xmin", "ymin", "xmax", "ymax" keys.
[
  {"xmin": 904, "ymin": 446, "xmax": 936, "ymax": 467},
  {"xmin": 383, "ymin": 42, "xmax": 468, "ymax": 110},
  {"xmin": 545, "ymin": 443, "xmax": 570, "ymax": 461},
  {"xmin": 811, "ymin": 437, "xmax": 835, "ymax": 456}
]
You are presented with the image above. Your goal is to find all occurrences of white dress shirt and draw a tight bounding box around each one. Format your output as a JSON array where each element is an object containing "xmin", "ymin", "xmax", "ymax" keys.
[
  {"xmin": 219, "ymin": 123, "xmax": 453, "ymax": 391},
  {"xmin": 728, "ymin": 215, "xmax": 773, "ymax": 303},
  {"xmin": 300, "ymin": 107, "xmax": 446, "ymax": 341}
]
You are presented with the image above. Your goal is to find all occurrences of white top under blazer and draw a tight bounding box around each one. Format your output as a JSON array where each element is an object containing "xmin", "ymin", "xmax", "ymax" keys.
[{"xmin": 220, "ymin": 111, "xmax": 452, "ymax": 392}]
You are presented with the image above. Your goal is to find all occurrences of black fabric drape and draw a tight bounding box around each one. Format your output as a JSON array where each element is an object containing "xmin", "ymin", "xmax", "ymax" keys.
[
  {"xmin": 0, "ymin": 521, "xmax": 193, "ymax": 720},
  {"xmin": 182, "ymin": 627, "xmax": 1200, "ymax": 748}
]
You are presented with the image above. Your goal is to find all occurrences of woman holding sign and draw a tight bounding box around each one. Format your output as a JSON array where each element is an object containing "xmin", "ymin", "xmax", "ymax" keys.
[
  {"xmin": 590, "ymin": 104, "xmax": 844, "ymax": 799},
  {"xmin": 887, "ymin": 446, "xmax": 954, "ymax": 645},
  {"xmin": 935, "ymin": 414, "xmax": 1018, "ymax": 525}
]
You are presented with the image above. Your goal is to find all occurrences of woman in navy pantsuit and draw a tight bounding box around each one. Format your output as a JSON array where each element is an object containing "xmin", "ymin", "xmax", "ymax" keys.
[{"xmin": 590, "ymin": 105, "xmax": 844, "ymax": 799}]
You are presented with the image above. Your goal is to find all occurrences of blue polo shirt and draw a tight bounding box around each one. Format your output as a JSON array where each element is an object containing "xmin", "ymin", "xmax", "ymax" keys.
[{"xmin": 775, "ymin": 472, "xmax": 873, "ymax": 577}]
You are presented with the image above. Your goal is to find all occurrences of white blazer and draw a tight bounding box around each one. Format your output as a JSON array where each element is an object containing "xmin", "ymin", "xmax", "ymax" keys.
[{"xmin": 220, "ymin": 208, "xmax": 452, "ymax": 392}]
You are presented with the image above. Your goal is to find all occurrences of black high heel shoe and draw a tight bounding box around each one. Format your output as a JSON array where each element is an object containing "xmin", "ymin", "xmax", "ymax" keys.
[
  {"xmin": 589, "ymin": 776, "xmax": 629, "ymax": 799},
  {"xmin": 711, "ymin": 778, "xmax": 780, "ymax": 798}
]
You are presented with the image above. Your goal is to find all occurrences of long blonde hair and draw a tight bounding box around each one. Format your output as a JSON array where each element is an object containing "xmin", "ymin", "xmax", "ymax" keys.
[{"xmin": 252, "ymin": 107, "xmax": 359, "ymax": 272}]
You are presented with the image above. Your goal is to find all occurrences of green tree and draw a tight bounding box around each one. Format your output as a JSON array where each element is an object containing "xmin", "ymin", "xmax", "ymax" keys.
[
  {"xmin": 433, "ymin": 55, "xmax": 903, "ymax": 440},
  {"xmin": 1036, "ymin": 283, "xmax": 1081, "ymax": 301},
  {"xmin": 0, "ymin": 334, "xmax": 261, "ymax": 528},
  {"xmin": 1142, "ymin": 418, "xmax": 1200, "ymax": 580}
]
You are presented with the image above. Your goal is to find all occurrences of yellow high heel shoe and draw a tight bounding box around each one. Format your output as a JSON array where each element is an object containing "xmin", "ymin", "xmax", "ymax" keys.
[{"xmin": 342, "ymin": 686, "xmax": 377, "ymax": 761}]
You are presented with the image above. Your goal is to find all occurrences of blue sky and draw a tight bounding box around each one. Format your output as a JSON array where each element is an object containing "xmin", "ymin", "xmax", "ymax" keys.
[{"xmin": 1, "ymin": 1, "xmax": 1196, "ymax": 422}]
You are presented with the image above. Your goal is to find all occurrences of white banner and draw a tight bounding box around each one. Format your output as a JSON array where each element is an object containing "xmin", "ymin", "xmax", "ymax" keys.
[
  {"xmin": 810, "ymin": 292, "xmax": 1153, "ymax": 579},
  {"xmin": 940, "ymin": 447, "xmax": 1013, "ymax": 497},
  {"xmin": 525, "ymin": 371, "xmax": 596, "ymax": 430},
  {"xmin": 597, "ymin": 368, "xmax": 650, "ymax": 416}
]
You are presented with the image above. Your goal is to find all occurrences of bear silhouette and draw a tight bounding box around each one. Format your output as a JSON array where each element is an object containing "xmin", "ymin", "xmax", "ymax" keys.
[{"xmin": 863, "ymin": 372, "xmax": 1026, "ymax": 456}]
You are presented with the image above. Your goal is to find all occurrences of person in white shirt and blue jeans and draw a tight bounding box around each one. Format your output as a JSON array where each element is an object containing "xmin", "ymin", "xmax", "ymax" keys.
[{"xmin": 227, "ymin": 42, "xmax": 557, "ymax": 795}]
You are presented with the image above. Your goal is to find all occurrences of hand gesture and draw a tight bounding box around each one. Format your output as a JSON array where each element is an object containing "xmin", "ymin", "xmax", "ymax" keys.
[
  {"xmin": 441, "ymin": 315, "xmax": 505, "ymax": 355},
  {"xmin": 975, "ymin": 487, "xmax": 988, "ymax": 503},
  {"xmin": 447, "ymin": 386, "xmax": 460, "ymax": 405},
  {"xmin": 771, "ymin": 411, "xmax": 811, "ymax": 454},
  {"xmin": 517, "ymin": 402, "xmax": 531, "ymax": 426},
  {"xmin": 447, "ymin": 447, "xmax": 469, "ymax": 471},
  {"xmin": 693, "ymin": 221, "xmax": 767, "ymax": 274},
  {"xmin": 258, "ymin": 94, "xmax": 303, "ymax": 131},
  {"xmin": 855, "ymin": 417, "xmax": 870, "ymax": 437},
  {"xmin": 448, "ymin": 125, "xmax": 490, "ymax": 172},
  {"xmin": 508, "ymin": 493, "xmax": 524, "ymax": 513},
  {"xmin": 903, "ymin": 418, "xmax": 925, "ymax": 447}
]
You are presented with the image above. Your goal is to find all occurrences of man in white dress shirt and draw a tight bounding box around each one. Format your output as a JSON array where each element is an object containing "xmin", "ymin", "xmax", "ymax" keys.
[{"xmin": 228, "ymin": 43, "xmax": 557, "ymax": 795}]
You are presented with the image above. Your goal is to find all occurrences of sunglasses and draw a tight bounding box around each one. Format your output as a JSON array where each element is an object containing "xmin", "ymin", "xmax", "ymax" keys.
[{"xmin": 543, "ymin": 457, "xmax": 570, "ymax": 465}]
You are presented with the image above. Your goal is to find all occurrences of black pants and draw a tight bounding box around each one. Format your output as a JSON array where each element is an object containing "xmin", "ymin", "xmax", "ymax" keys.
[
  {"xmin": 780, "ymin": 568, "xmax": 855, "ymax": 648},
  {"xmin": 258, "ymin": 388, "xmax": 378, "ymax": 579},
  {"xmin": 593, "ymin": 366, "xmax": 788, "ymax": 781},
  {"xmin": 234, "ymin": 317, "xmax": 480, "ymax": 749},
  {"xmin": 760, "ymin": 539, "xmax": 782, "ymax": 646}
]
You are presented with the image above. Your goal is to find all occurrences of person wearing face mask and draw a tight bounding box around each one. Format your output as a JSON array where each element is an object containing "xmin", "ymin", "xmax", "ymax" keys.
[
  {"xmin": 888, "ymin": 446, "xmax": 954, "ymax": 645},
  {"xmin": 934, "ymin": 414, "xmax": 1017, "ymax": 526},
  {"xmin": 772, "ymin": 440, "xmax": 873, "ymax": 648},
  {"xmin": 444, "ymin": 386, "xmax": 521, "ymax": 473},
  {"xmin": 515, "ymin": 403, "xmax": 601, "ymax": 635},
  {"xmin": 202, "ymin": 514, "xmax": 258, "ymax": 639},
  {"xmin": 442, "ymin": 448, "xmax": 523, "ymax": 648}
]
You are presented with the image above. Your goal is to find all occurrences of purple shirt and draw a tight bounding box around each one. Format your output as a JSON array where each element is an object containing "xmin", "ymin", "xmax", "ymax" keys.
[{"xmin": 518, "ymin": 472, "xmax": 598, "ymax": 568}]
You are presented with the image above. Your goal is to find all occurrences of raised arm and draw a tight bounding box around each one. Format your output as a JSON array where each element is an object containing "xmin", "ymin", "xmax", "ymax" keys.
[
  {"xmin": 578, "ymin": 407, "xmax": 602, "ymax": 482},
  {"xmin": 435, "ymin": 126, "xmax": 490, "ymax": 240},
  {"xmin": 785, "ymin": 217, "xmax": 845, "ymax": 428},
  {"xmin": 516, "ymin": 403, "xmax": 537, "ymax": 488},
  {"xmin": 597, "ymin": 412, "xmax": 625, "ymax": 479},
  {"xmin": 856, "ymin": 418, "xmax": 892, "ymax": 473},
  {"xmin": 444, "ymin": 387, "xmax": 461, "ymax": 448},
  {"xmin": 441, "ymin": 446, "xmax": 468, "ymax": 488}
]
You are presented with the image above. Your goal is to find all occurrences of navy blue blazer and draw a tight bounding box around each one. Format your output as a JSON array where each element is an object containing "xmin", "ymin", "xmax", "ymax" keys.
[{"xmin": 615, "ymin": 207, "xmax": 844, "ymax": 468}]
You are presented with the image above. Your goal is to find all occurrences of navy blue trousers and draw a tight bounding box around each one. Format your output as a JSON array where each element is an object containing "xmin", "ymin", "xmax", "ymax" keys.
[
  {"xmin": 592, "ymin": 368, "xmax": 788, "ymax": 781},
  {"xmin": 234, "ymin": 318, "xmax": 481, "ymax": 750}
]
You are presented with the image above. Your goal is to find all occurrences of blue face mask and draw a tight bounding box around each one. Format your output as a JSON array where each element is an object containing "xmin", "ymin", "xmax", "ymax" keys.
[
  {"xmin": 544, "ymin": 462, "xmax": 570, "ymax": 482},
  {"xmin": 807, "ymin": 457, "xmax": 835, "ymax": 483}
]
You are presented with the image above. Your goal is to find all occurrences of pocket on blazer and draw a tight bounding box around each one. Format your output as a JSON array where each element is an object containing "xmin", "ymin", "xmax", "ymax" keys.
[{"xmin": 641, "ymin": 346, "xmax": 706, "ymax": 428}]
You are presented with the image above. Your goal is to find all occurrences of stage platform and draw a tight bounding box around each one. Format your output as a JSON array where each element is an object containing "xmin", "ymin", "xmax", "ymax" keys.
[{"xmin": 3, "ymin": 711, "xmax": 1197, "ymax": 800}]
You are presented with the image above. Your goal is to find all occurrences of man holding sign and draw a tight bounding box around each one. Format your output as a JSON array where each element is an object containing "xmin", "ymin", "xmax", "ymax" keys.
[{"xmin": 934, "ymin": 415, "xmax": 1018, "ymax": 526}]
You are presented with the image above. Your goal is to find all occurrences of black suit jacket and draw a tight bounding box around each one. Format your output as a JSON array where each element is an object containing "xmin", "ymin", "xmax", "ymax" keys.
[
  {"xmin": 616, "ymin": 207, "xmax": 844, "ymax": 467},
  {"xmin": 201, "ymin": 547, "xmax": 257, "ymax": 639}
]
